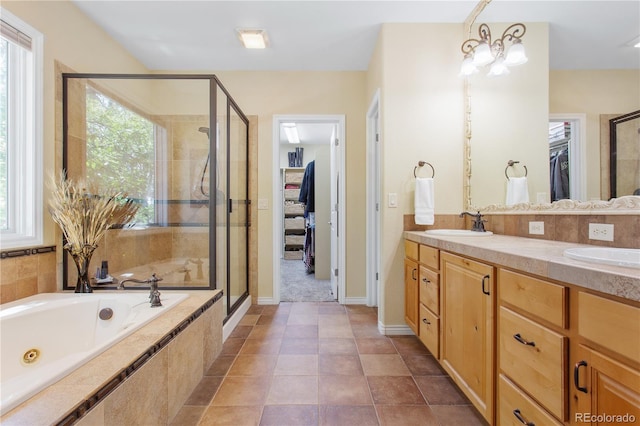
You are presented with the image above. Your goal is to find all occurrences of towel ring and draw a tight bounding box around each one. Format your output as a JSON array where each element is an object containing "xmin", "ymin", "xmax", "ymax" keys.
[
  {"xmin": 505, "ymin": 160, "xmax": 527, "ymax": 180},
  {"xmin": 414, "ymin": 161, "xmax": 435, "ymax": 178}
]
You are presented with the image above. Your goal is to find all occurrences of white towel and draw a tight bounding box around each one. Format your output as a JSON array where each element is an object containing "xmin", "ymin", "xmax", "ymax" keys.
[
  {"xmin": 506, "ymin": 177, "xmax": 530, "ymax": 206},
  {"xmin": 414, "ymin": 177, "xmax": 435, "ymax": 225}
]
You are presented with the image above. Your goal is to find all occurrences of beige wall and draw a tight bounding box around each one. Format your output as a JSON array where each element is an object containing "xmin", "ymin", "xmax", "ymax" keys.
[
  {"xmin": 549, "ymin": 70, "xmax": 640, "ymax": 200},
  {"xmin": 371, "ymin": 24, "xmax": 466, "ymax": 328},
  {"xmin": 206, "ymin": 71, "xmax": 368, "ymax": 300}
]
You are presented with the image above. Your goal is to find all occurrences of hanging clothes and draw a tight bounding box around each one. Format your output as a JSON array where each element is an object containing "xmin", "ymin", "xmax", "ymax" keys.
[
  {"xmin": 550, "ymin": 148, "xmax": 570, "ymax": 201},
  {"xmin": 298, "ymin": 160, "xmax": 315, "ymax": 217}
]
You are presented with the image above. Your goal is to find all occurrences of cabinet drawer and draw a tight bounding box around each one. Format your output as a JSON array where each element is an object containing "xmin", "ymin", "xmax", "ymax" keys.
[
  {"xmin": 498, "ymin": 375, "xmax": 563, "ymax": 426},
  {"xmin": 419, "ymin": 304, "xmax": 439, "ymax": 358},
  {"xmin": 419, "ymin": 245, "xmax": 439, "ymax": 270},
  {"xmin": 405, "ymin": 240, "xmax": 418, "ymax": 261},
  {"xmin": 578, "ymin": 292, "xmax": 640, "ymax": 362},
  {"xmin": 499, "ymin": 307, "xmax": 567, "ymax": 420},
  {"xmin": 419, "ymin": 266, "xmax": 439, "ymax": 314},
  {"xmin": 498, "ymin": 269, "xmax": 567, "ymax": 328}
]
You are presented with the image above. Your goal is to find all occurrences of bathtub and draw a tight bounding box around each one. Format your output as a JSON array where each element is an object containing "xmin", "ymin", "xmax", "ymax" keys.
[{"xmin": 0, "ymin": 291, "xmax": 188, "ymax": 415}]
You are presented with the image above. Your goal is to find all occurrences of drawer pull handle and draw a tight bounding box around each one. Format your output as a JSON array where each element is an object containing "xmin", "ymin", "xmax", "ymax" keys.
[
  {"xmin": 574, "ymin": 360, "xmax": 588, "ymax": 393},
  {"xmin": 513, "ymin": 409, "xmax": 535, "ymax": 426},
  {"xmin": 481, "ymin": 274, "xmax": 490, "ymax": 295},
  {"xmin": 513, "ymin": 333, "xmax": 536, "ymax": 347},
  {"xmin": 422, "ymin": 277, "xmax": 430, "ymax": 284},
  {"xmin": 412, "ymin": 268, "xmax": 417, "ymax": 280},
  {"xmin": 422, "ymin": 318, "xmax": 431, "ymax": 325}
]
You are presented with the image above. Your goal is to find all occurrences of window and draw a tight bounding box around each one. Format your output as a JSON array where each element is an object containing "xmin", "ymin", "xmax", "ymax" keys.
[{"xmin": 0, "ymin": 10, "xmax": 43, "ymax": 249}]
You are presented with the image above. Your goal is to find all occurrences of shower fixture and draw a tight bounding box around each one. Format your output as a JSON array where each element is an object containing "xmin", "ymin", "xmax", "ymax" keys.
[{"xmin": 197, "ymin": 126, "xmax": 223, "ymax": 205}]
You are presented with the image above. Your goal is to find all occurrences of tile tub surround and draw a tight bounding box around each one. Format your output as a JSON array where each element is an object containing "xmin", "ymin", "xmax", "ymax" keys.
[
  {"xmin": 0, "ymin": 249, "xmax": 57, "ymax": 304},
  {"xmin": 405, "ymin": 232, "xmax": 640, "ymax": 302},
  {"xmin": 0, "ymin": 290, "xmax": 223, "ymax": 426},
  {"xmin": 405, "ymin": 213, "xmax": 640, "ymax": 249}
]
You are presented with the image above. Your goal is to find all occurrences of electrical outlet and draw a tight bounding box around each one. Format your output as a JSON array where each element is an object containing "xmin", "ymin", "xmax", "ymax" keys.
[
  {"xmin": 529, "ymin": 221, "xmax": 544, "ymax": 235},
  {"xmin": 257, "ymin": 198, "xmax": 269, "ymax": 210},
  {"xmin": 589, "ymin": 223, "xmax": 614, "ymax": 242}
]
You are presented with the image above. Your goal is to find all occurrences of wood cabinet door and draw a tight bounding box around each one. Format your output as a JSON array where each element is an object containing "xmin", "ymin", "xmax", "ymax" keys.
[
  {"xmin": 441, "ymin": 252, "xmax": 495, "ymax": 422},
  {"xmin": 572, "ymin": 345, "xmax": 640, "ymax": 425},
  {"xmin": 404, "ymin": 258, "xmax": 418, "ymax": 334}
]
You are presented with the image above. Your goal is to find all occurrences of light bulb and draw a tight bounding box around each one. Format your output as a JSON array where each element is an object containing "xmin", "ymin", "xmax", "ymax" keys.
[
  {"xmin": 472, "ymin": 41, "xmax": 493, "ymax": 66},
  {"xmin": 459, "ymin": 54, "xmax": 479, "ymax": 77},
  {"xmin": 504, "ymin": 39, "xmax": 528, "ymax": 66},
  {"xmin": 487, "ymin": 56, "xmax": 510, "ymax": 77}
]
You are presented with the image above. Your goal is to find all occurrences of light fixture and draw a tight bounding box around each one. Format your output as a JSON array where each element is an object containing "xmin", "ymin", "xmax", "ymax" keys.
[
  {"xmin": 460, "ymin": 23, "xmax": 527, "ymax": 77},
  {"xmin": 283, "ymin": 123, "xmax": 300, "ymax": 144},
  {"xmin": 237, "ymin": 29, "xmax": 269, "ymax": 49}
]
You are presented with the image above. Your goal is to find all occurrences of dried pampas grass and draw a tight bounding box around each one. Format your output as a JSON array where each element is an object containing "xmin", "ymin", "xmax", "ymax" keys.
[{"xmin": 48, "ymin": 175, "xmax": 140, "ymax": 257}]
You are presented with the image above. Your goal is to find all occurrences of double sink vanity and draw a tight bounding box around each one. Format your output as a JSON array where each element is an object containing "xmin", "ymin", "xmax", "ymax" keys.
[{"xmin": 403, "ymin": 230, "xmax": 639, "ymax": 425}]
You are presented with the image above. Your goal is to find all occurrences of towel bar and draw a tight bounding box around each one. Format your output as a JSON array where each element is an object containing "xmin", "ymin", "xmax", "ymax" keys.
[
  {"xmin": 414, "ymin": 161, "xmax": 435, "ymax": 178},
  {"xmin": 505, "ymin": 160, "xmax": 528, "ymax": 180}
]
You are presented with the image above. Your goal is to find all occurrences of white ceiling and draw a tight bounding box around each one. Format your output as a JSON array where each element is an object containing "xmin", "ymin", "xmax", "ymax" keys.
[{"xmin": 72, "ymin": 0, "xmax": 640, "ymax": 72}]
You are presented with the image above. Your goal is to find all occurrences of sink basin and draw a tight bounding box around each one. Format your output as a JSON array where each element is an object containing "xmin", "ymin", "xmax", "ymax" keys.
[
  {"xmin": 563, "ymin": 247, "xmax": 640, "ymax": 269},
  {"xmin": 425, "ymin": 229, "xmax": 493, "ymax": 237}
]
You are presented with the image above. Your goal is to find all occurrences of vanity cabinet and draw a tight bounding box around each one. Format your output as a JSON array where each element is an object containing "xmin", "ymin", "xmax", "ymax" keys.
[
  {"xmin": 418, "ymin": 245, "xmax": 440, "ymax": 358},
  {"xmin": 572, "ymin": 291, "xmax": 640, "ymax": 424},
  {"xmin": 404, "ymin": 241, "xmax": 419, "ymax": 334},
  {"xmin": 498, "ymin": 269, "xmax": 569, "ymax": 423},
  {"xmin": 440, "ymin": 252, "xmax": 495, "ymax": 422}
]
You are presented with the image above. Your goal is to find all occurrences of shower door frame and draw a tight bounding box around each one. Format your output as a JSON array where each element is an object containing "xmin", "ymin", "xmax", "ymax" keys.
[{"xmin": 61, "ymin": 73, "xmax": 250, "ymax": 320}]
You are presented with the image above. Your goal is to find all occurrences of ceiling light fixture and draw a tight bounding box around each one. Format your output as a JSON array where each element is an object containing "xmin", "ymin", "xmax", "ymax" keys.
[
  {"xmin": 460, "ymin": 23, "xmax": 527, "ymax": 77},
  {"xmin": 237, "ymin": 29, "xmax": 269, "ymax": 49},
  {"xmin": 283, "ymin": 123, "xmax": 300, "ymax": 144}
]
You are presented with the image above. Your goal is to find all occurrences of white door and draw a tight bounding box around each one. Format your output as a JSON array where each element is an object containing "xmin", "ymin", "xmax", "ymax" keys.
[{"xmin": 330, "ymin": 125, "xmax": 339, "ymax": 297}]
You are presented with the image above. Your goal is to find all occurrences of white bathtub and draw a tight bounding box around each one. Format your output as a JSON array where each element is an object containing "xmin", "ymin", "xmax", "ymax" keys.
[{"xmin": 0, "ymin": 291, "xmax": 188, "ymax": 415}]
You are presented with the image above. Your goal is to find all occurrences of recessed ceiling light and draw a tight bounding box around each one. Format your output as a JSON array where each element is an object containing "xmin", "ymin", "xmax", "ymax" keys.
[{"xmin": 237, "ymin": 29, "xmax": 269, "ymax": 49}]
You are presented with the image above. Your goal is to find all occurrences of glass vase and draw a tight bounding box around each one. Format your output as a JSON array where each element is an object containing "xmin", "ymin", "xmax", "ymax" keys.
[{"xmin": 70, "ymin": 250, "xmax": 94, "ymax": 293}]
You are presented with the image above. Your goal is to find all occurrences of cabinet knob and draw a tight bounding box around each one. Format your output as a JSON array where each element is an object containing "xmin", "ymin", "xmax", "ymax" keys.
[
  {"xmin": 513, "ymin": 333, "xmax": 536, "ymax": 347},
  {"xmin": 513, "ymin": 409, "xmax": 535, "ymax": 426}
]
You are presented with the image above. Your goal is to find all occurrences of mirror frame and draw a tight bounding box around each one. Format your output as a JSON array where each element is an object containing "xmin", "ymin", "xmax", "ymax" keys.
[{"xmin": 610, "ymin": 109, "xmax": 640, "ymax": 199}]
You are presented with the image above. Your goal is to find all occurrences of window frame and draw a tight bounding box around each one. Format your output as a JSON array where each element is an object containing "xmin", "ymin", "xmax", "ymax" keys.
[{"xmin": 0, "ymin": 9, "xmax": 44, "ymax": 250}]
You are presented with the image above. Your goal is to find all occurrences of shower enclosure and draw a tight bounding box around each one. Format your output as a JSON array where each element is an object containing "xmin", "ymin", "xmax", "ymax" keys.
[{"xmin": 61, "ymin": 73, "xmax": 249, "ymax": 321}]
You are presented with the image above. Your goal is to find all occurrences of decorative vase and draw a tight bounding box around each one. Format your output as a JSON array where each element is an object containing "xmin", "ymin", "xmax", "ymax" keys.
[{"xmin": 70, "ymin": 246, "xmax": 96, "ymax": 293}]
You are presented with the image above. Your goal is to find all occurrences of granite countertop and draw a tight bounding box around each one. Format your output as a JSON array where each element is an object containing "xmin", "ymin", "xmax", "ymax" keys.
[{"xmin": 404, "ymin": 231, "xmax": 640, "ymax": 303}]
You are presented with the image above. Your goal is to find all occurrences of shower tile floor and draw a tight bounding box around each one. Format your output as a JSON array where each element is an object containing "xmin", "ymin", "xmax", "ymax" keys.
[{"xmin": 170, "ymin": 303, "xmax": 486, "ymax": 426}]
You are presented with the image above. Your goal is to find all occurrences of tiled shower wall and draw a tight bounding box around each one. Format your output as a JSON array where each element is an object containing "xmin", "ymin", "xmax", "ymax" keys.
[
  {"xmin": 405, "ymin": 213, "xmax": 640, "ymax": 249},
  {"xmin": 0, "ymin": 251, "xmax": 57, "ymax": 304}
]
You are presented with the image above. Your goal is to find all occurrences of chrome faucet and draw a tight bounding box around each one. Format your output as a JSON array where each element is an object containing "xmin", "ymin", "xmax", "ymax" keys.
[
  {"xmin": 459, "ymin": 211, "xmax": 487, "ymax": 232},
  {"xmin": 116, "ymin": 273, "xmax": 163, "ymax": 307}
]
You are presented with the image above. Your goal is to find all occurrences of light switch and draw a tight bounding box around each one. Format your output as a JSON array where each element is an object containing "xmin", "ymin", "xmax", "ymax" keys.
[{"xmin": 388, "ymin": 193, "xmax": 398, "ymax": 208}]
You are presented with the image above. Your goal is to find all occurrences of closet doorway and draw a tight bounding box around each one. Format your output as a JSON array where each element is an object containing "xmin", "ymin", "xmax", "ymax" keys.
[
  {"xmin": 272, "ymin": 115, "xmax": 345, "ymax": 303},
  {"xmin": 548, "ymin": 114, "xmax": 586, "ymax": 202}
]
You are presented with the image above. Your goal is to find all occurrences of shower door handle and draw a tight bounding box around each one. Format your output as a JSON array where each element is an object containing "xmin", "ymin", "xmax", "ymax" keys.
[{"xmin": 228, "ymin": 198, "xmax": 233, "ymax": 213}]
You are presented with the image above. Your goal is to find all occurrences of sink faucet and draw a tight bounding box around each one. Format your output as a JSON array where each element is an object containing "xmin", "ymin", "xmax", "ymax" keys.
[
  {"xmin": 116, "ymin": 273, "xmax": 163, "ymax": 307},
  {"xmin": 459, "ymin": 211, "xmax": 487, "ymax": 232}
]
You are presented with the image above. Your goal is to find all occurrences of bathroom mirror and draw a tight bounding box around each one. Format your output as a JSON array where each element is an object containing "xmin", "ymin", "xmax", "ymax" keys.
[{"xmin": 61, "ymin": 73, "xmax": 251, "ymax": 316}]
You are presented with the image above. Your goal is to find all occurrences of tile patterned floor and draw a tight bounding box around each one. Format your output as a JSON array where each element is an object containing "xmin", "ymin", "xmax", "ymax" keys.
[{"xmin": 170, "ymin": 302, "xmax": 487, "ymax": 426}]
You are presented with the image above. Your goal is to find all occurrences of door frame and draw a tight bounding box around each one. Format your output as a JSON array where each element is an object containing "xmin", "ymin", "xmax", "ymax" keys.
[
  {"xmin": 549, "ymin": 113, "xmax": 587, "ymax": 201},
  {"xmin": 366, "ymin": 90, "xmax": 381, "ymax": 308},
  {"xmin": 272, "ymin": 114, "xmax": 346, "ymax": 304}
]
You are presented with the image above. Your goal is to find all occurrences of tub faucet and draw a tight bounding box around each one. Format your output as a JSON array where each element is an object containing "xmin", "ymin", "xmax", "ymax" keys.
[
  {"xmin": 116, "ymin": 273, "xmax": 163, "ymax": 307},
  {"xmin": 459, "ymin": 211, "xmax": 487, "ymax": 232}
]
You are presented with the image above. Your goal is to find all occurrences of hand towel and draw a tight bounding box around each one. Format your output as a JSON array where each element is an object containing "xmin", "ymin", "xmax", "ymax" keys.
[
  {"xmin": 415, "ymin": 177, "xmax": 435, "ymax": 225},
  {"xmin": 506, "ymin": 177, "xmax": 530, "ymax": 206}
]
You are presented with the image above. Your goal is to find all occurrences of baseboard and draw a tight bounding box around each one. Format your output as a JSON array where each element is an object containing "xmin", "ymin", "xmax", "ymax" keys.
[
  {"xmin": 257, "ymin": 297, "xmax": 278, "ymax": 305},
  {"xmin": 344, "ymin": 297, "xmax": 367, "ymax": 305},
  {"xmin": 222, "ymin": 297, "xmax": 251, "ymax": 341},
  {"xmin": 378, "ymin": 322, "xmax": 415, "ymax": 336}
]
